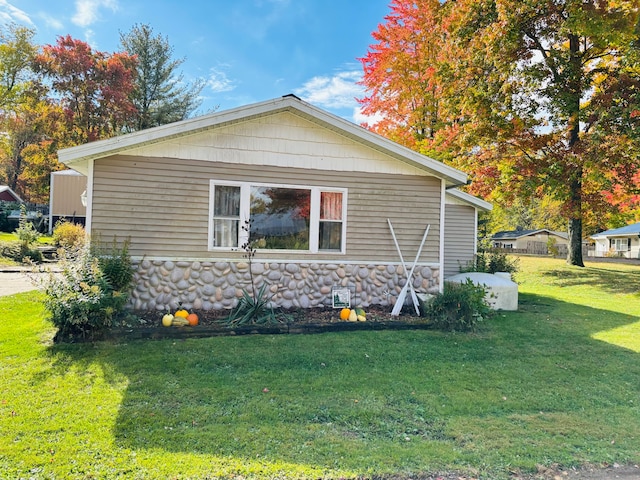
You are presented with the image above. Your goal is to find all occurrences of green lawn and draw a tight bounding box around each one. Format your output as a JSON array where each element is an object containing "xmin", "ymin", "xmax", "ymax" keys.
[{"xmin": 1, "ymin": 257, "xmax": 639, "ymax": 479}]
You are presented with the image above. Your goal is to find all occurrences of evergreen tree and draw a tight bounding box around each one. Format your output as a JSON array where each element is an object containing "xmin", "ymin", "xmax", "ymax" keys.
[{"xmin": 120, "ymin": 24, "xmax": 205, "ymax": 131}]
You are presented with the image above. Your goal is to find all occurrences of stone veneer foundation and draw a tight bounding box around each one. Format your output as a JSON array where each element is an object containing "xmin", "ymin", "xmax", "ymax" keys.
[{"xmin": 129, "ymin": 259, "xmax": 440, "ymax": 311}]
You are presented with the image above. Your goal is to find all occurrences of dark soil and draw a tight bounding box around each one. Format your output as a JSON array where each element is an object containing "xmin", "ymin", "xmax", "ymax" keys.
[{"xmin": 135, "ymin": 304, "xmax": 423, "ymax": 328}]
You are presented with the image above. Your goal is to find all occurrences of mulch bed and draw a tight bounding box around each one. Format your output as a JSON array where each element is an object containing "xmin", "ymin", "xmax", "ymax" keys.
[{"xmin": 100, "ymin": 305, "xmax": 433, "ymax": 342}]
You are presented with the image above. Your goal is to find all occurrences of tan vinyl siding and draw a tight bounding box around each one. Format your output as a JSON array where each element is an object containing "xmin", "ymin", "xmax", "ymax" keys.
[
  {"xmin": 92, "ymin": 156, "xmax": 441, "ymax": 263},
  {"xmin": 444, "ymin": 204, "xmax": 476, "ymax": 277},
  {"xmin": 51, "ymin": 173, "xmax": 87, "ymax": 217}
]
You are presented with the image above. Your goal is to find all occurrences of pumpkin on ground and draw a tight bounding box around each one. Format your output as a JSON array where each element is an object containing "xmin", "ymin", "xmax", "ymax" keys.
[
  {"xmin": 187, "ymin": 312, "xmax": 199, "ymax": 326},
  {"xmin": 162, "ymin": 313, "xmax": 174, "ymax": 327},
  {"xmin": 339, "ymin": 308, "xmax": 351, "ymax": 320},
  {"xmin": 174, "ymin": 309, "xmax": 189, "ymax": 318}
]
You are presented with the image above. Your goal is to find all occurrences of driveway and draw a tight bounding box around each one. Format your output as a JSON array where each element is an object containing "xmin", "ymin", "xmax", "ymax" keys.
[{"xmin": 0, "ymin": 266, "xmax": 56, "ymax": 297}]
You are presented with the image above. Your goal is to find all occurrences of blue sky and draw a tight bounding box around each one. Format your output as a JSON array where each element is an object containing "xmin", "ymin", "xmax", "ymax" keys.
[{"xmin": 1, "ymin": 0, "xmax": 391, "ymax": 123}]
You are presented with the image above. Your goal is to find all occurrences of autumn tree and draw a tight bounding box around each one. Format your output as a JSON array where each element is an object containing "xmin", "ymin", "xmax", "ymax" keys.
[
  {"xmin": 358, "ymin": 0, "xmax": 451, "ymax": 150},
  {"xmin": 0, "ymin": 23, "xmax": 38, "ymax": 109},
  {"xmin": 360, "ymin": 0, "xmax": 640, "ymax": 267},
  {"xmin": 0, "ymin": 24, "xmax": 59, "ymax": 202},
  {"xmin": 34, "ymin": 35, "xmax": 137, "ymax": 145},
  {"xmin": 119, "ymin": 24, "xmax": 204, "ymax": 131},
  {"xmin": 448, "ymin": 0, "xmax": 640, "ymax": 266}
]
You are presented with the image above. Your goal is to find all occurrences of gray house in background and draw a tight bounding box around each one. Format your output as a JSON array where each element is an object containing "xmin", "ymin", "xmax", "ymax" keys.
[
  {"xmin": 58, "ymin": 95, "xmax": 490, "ymax": 312},
  {"xmin": 492, "ymin": 228, "xmax": 568, "ymax": 255}
]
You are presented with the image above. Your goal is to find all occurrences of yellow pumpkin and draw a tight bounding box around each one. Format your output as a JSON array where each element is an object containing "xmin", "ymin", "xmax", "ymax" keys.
[
  {"xmin": 162, "ymin": 313, "xmax": 174, "ymax": 327},
  {"xmin": 339, "ymin": 308, "xmax": 351, "ymax": 320},
  {"xmin": 174, "ymin": 309, "xmax": 189, "ymax": 318}
]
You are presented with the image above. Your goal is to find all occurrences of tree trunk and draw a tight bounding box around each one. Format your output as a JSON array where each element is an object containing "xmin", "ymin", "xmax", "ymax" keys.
[
  {"xmin": 567, "ymin": 217, "xmax": 584, "ymax": 267},
  {"xmin": 565, "ymin": 33, "xmax": 584, "ymax": 267}
]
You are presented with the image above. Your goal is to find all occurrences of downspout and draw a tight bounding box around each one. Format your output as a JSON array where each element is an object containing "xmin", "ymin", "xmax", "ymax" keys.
[
  {"xmin": 439, "ymin": 179, "xmax": 446, "ymax": 293},
  {"xmin": 85, "ymin": 159, "xmax": 94, "ymax": 236}
]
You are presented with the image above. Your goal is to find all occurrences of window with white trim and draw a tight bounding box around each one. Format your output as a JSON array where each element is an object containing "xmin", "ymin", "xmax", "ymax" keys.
[
  {"xmin": 209, "ymin": 181, "xmax": 346, "ymax": 253},
  {"xmin": 612, "ymin": 238, "xmax": 631, "ymax": 251}
]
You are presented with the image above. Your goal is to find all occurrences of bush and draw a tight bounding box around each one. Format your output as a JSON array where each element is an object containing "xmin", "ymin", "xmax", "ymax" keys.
[
  {"xmin": 0, "ymin": 240, "xmax": 23, "ymax": 262},
  {"xmin": 13, "ymin": 205, "xmax": 42, "ymax": 263},
  {"xmin": 422, "ymin": 279, "xmax": 491, "ymax": 332},
  {"xmin": 53, "ymin": 221, "xmax": 86, "ymax": 251},
  {"xmin": 461, "ymin": 251, "xmax": 519, "ymax": 275},
  {"xmin": 43, "ymin": 242, "xmax": 133, "ymax": 340},
  {"xmin": 91, "ymin": 237, "xmax": 133, "ymax": 292}
]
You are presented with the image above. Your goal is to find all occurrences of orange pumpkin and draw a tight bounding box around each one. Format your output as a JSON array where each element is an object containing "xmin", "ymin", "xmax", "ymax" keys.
[
  {"xmin": 339, "ymin": 308, "xmax": 351, "ymax": 321},
  {"xmin": 187, "ymin": 312, "xmax": 199, "ymax": 326},
  {"xmin": 174, "ymin": 309, "xmax": 189, "ymax": 318}
]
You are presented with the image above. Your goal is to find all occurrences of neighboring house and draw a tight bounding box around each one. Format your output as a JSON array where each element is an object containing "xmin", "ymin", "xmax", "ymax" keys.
[
  {"xmin": 48, "ymin": 170, "xmax": 87, "ymax": 233},
  {"xmin": 58, "ymin": 95, "xmax": 490, "ymax": 312},
  {"xmin": 444, "ymin": 189, "xmax": 492, "ymax": 277},
  {"xmin": 590, "ymin": 222, "xmax": 640, "ymax": 258},
  {"xmin": 492, "ymin": 228, "xmax": 568, "ymax": 254},
  {"xmin": 0, "ymin": 185, "xmax": 23, "ymax": 202}
]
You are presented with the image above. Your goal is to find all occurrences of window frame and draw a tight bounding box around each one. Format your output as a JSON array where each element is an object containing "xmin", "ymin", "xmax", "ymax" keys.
[
  {"xmin": 209, "ymin": 180, "xmax": 347, "ymax": 254},
  {"xmin": 612, "ymin": 237, "xmax": 631, "ymax": 252}
]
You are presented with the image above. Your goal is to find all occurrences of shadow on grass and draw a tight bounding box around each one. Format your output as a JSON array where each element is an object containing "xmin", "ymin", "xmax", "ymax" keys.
[
  {"xmin": 540, "ymin": 264, "xmax": 640, "ymax": 295},
  {"xmin": 40, "ymin": 293, "xmax": 640, "ymax": 475}
]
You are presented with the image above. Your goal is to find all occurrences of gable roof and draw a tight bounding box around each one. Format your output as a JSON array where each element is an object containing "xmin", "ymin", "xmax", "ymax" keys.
[
  {"xmin": 58, "ymin": 95, "xmax": 468, "ymax": 187},
  {"xmin": 591, "ymin": 222, "xmax": 640, "ymax": 238},
  {"xmin": 445, "ymin": 188, "xmax": 492, "ymax": 212},
  {"xmin": 492, "ymin": 228, "xmax": 568, "ymax": 241},
  {"xmin": 0, "ymin": 185, "xmax": 23, "ymax": 202}
]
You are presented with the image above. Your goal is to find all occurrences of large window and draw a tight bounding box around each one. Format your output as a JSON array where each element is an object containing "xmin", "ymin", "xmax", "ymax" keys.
[
  {"xmin": 612, "ymin": 238, "xmax": 631, "ymax": 252},
  {"xmin": 209, "ymin": 181, "xmax": 346, "ymax": 252}
]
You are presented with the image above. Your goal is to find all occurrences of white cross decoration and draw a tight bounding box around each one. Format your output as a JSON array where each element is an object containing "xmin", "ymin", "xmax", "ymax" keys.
[{"xmin": 387, "ymin": 219, "xmax": 430, "ymax": 316}]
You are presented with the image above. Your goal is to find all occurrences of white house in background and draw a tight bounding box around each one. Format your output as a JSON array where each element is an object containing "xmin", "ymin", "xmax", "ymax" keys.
[{"xmin": 591, "ymin": 222, "xmax": 640, "ymax": 258}]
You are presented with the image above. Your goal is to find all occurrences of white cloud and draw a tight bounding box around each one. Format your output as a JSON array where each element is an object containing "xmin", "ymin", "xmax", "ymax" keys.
[
  {"xmin": 39, "ymin": 13, "xmax": 64, "ymax": 30},
  {"xmin": 207, "ymin": 67, "xmax": 235, "ymax": 93},
  {"xmin": 294, "ymin": 70, "xmax": 383, "ymax": 125},
  {"xmin": 294, "ymin": 70, "xmax": 363, "ymax": 110},
  {"xmin": 72, "ymin": 0, "xmax": 118, "ymax": 28},
  {"xmin": 353, "ymin": 106, "xmax": 384, "ymax": 128},
  {"xmin": 0, "ymin": 1, "xmax": 34, "ymax": 26}
]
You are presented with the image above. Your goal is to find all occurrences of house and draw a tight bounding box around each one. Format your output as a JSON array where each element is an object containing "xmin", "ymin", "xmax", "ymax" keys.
[
  {"xmin": 0, "ymin": 185, "xmax": 23, "ymax": 202},
  {"xmin": 590, "ymin": 222, "xmax": 640, "ymax": 258},
  {"xmin": 491, "ymin": 228, "xmax": 568, "ymax": 254},
  {"xmin": 444, "ymin": 189, "xmax": 492, "ymax": 277},
  {"xmin": 48, "ymin": 170, "xmax": 87, "ymax": 233},
  {"xmin": 58, "ymin": 95, "xmax": 490, "ymax": 312}
]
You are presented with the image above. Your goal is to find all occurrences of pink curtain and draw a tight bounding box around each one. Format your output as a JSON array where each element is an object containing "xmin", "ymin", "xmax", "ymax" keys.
[{"xmin": 320, "ymin": 192, "xmax": 342, "ymax": 220}]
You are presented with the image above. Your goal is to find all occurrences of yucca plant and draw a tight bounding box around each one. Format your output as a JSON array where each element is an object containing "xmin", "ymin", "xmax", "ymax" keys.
[
  {"xmin": 226, "ymin": 283, "xmax": 279, "ymax": 326},
  {"xmin": 224, "ymin": 220, "xmax": 282, "ymax": 326}
]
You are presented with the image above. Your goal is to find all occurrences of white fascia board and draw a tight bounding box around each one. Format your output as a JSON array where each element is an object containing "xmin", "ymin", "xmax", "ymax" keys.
[
  {"xmin": 58, "ymin": 95, "xmax": 469, "ymax": 186},
  {"xmin": 445, "ymin": 188, "xmax": 492, "ymax": 211}
]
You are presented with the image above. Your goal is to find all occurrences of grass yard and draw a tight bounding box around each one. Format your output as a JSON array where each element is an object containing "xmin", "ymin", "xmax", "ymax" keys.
[{"xmin": 0, "ymin": 257, "xmax": 639, "ymax": 479}]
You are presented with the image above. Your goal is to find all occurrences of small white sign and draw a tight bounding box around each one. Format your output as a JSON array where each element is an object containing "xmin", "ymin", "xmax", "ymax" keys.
[{"xmin": 332, "ymin": 287, "xmax": 351, "ymax": 309}]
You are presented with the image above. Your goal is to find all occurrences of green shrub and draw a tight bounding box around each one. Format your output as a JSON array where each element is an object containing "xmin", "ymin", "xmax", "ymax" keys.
[
  {"xmin": 0, "ymin": 240, "xmax": 23, "ymax": 261},
  {"xmin": 43, "ymin": 243, "xmax": 132, "ymax": 340},
  {"xmin": 13, "ymin": 205, "xmax": 42, "ymax": 263},
  {"xmin": 423, "ymin": 279, "xmax": 491, "ymax": 332},
  {"xmin": 91, "ymin": 237, "xmax": 133, "ymax": 292},
  {"xmin": 52, "ymin": 221, "xmax": 86, "ymax": 250},
  {"xmin": 461, "ymin": 251, "xmax": 519, "ymax": 275}
]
